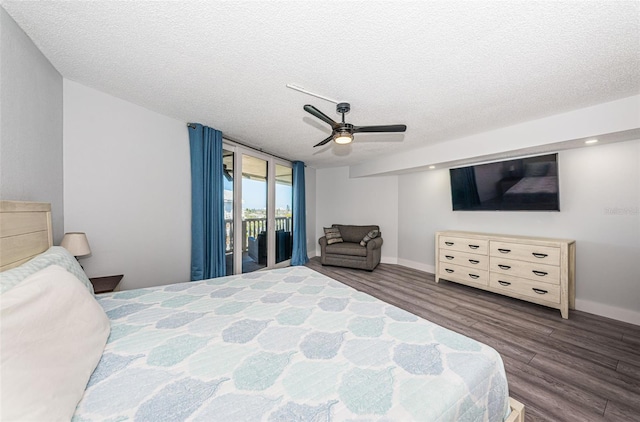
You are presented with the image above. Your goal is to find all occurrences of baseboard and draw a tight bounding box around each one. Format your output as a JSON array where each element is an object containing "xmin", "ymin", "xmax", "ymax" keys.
[
  {"xmin": 575, "ymin": 299, "xmax": 640, "ymax": 326},
  {"xmin": 381, "ymin": 256, "xmax": 398, "ymax": 264},
  {"xmin": 396, "ymin": 258, "xmax": 435, "ymax": 274}
]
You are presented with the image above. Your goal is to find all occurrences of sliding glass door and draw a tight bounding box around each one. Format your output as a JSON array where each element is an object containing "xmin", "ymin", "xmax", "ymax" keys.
[
  {"xmin": 242, "ymin": 154, "xmax": 268, "ymax": 273},
  {"xmin": 224, "ymin": 141, "xmax": 292, "ymax": 274},
  {"xmin": 275, "ymin": 164, "xmax": 293, "ymax": 264}
]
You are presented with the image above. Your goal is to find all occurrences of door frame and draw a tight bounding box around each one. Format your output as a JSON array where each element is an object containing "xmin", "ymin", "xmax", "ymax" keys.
[{"xmin": 224, "ymin": 140, "xmax": 292, "ymax": 274}]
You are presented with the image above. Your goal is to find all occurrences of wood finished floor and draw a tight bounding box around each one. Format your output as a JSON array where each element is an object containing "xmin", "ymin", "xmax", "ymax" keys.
[{"xmin": 305, "ymin": 258, "xmax": 640, "ymax": 422}]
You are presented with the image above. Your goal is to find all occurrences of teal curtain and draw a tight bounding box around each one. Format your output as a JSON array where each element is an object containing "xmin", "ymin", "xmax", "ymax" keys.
[
  {"xmin": 291, "ymin": 161, "xmax": 309, "ymax": 266},
  {"xmin": 188, "ymin": 123, "xmax": 226, "ymax": 280},
  {"xmin": 451, "ymin": 167, "xmax": 481, "ymax": 210}
]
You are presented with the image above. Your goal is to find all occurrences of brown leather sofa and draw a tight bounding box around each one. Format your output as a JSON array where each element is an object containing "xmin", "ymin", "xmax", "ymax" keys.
[{"xmin": 318, "ymin": 224, "xmax": 383, "ymax": 271}]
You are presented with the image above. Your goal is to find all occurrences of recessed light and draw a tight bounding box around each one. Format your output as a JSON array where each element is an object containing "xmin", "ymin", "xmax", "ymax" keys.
[
  {"xmin": 429, "ymin": 165, "xmax": 436, "ymax": 169},
  {"xmin": 585, "ymin": 139, "xmax": 598, "ymax": 144}
]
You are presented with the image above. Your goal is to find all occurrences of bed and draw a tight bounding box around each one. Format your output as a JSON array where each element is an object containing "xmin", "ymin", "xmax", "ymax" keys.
[
  {"xmin": 502, "ymin": 162, "xmax": 559, "ymax": 209},
  {"xmin": 0, "ymin": 200, "xmax": 524, "ymax": 421},
  {"xmin": 503, "ymin": 176, "xmax": 558, "ymax": 203}
]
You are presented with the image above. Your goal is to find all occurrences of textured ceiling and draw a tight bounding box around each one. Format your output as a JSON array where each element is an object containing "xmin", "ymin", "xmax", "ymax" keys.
[{"xmin": 3, "ymin": 1, "xmax": 639, "ymax": 168}]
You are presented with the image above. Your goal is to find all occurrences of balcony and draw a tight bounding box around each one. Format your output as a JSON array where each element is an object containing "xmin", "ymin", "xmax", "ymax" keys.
[{"xmin": 224, "ymin": 217, "xmax": 292, "ymax": 273}]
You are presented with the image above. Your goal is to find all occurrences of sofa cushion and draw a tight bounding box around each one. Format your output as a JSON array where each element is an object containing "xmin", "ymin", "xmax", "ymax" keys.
[
  {"xmin": 325, "ymin": 242, "xmax": 368, "ymax": 257},
  {"xmin": 324, "ymin": 227, "xmax": 343, "ymax": 245},
  {"xmin": 333, "ymin": 225, "xmax": 380, "ymax": 243}
]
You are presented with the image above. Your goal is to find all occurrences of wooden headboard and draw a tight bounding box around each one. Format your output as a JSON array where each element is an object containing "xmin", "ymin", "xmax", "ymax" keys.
[{"xmin": 0, "ymin": 201, "xmax": 53, "ymax": 271}]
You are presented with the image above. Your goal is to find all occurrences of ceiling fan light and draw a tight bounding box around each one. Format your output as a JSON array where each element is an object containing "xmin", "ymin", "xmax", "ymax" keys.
[{"xmin": 334, "ymin": 133, "xmax": 353, "ymax": 144}]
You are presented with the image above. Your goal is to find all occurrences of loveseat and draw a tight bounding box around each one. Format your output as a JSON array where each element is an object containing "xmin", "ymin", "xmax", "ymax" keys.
[{"xmin": 318, "ymin": 224, "xmax": 383, "ymax": 271}]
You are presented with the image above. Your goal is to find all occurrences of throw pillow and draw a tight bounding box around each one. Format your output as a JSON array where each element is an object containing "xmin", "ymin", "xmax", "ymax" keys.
[
  {"xmin": 324, "ymin": 227, "xmax": 343, "ymax": 245},
  {"xmin": 360, "ymin": 229, "xmax": 380, "ymax": 246}
]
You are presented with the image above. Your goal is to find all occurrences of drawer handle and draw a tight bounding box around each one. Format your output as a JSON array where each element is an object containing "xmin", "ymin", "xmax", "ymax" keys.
[
  {"xmin": 532, "ymin": 270, "xmax": 548, "ymax": 277},
  {"xmin": 445, "ymin": 241, "xmax": 454, "ymax": 246},
  {"xmin": 498, "ymin": 280, "xmax": 511, "ymax": 286},
  {"xmin": 445, "ymin": 255, "xmax": 454, "ymax": 260},
  {"xmin": 532, "ymin": 288, "xmax": 548, "ymax": 295},
  {"xmin": 532, "ymin": 252, "xmax": 548, "ymax": 259},
  {"xmin": 468, "ymin": 274, "xmax": 479, "ymax": 279},
  {"xmin": 498, "ymin": 248, "xmax": 511, "ymax": 254},
  {"xmin": 468, "ymin": 259, "xmax": 479, "ymax": 264},
  {"xmin": 468, "ymin": 244, "xmax": 480, "ymax": 250},
  {"xmin": 498, "ymin": 264, "xmax": 511, "ymax": 270},
  {"xmin": 445, "ymin": 268, "xmax": 454, "ymax": 273}
]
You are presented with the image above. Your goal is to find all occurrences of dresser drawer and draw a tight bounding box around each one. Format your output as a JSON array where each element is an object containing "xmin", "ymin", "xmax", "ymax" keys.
[
  {"xmin": 439, "ymin": 250, "xmax": 489, "ymax": 270},
  {"xmin": 490, "ymin": 241, "xmax": 560, "ymax": 266},
  {"xmin": 436, "ymin": 230, "xmax": 575, "ymax": 319},
  {"xmin": 439, "ymin": 236, "xmax": 488, "ymax": 255},
  {"xmin": 490, "ymin": 257, "xmax": 560, "ymax": 284},
  {"xmin": 439, "ymin": 262, "xmax": 489, "ymax": 287},
  {"xmin": 490, "ymin": 273, "xmax": 560, "ymax": 304}
]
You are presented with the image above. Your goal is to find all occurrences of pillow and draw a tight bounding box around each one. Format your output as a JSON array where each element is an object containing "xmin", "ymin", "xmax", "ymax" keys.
[
  {"xmin": 360, "ymin": 229, "xmax": 380, "ymax": 246},
  {"xmin": 0, "ymin": 246, "xmax": 94, "ymax": 294},
  {"xmin": 324, "ymin": 227, "xmax": 343, "ymax": 245},
  {"xmin": 523, "ymin": 162, "xmax": 550, "ymax": 177},
  {"xmin": 0, "ymin": 265, "xmax": 110, "ymax": 421}
]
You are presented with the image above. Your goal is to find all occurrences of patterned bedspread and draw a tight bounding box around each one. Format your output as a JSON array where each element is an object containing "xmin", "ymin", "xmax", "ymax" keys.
[{"xmin": 73, "ymin": 266, "xmax": 509, "ymax": 421}]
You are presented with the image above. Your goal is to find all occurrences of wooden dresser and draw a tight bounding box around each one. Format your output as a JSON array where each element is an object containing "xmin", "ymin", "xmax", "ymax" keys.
[{"xmin": 435, "ymin": 231, "xmax": 575, "ymax": 319}]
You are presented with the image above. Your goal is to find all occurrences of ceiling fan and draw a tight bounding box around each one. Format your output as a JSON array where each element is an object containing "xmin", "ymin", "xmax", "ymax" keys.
[{"xmin": 304, "ymin": 103, "xmax": 407, "ymax": 147}]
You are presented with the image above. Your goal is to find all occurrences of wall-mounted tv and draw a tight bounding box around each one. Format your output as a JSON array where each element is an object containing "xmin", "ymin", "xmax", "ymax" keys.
[{"xmin": 450, "ymin": 153, "xmax": 560, "ymax": 211}]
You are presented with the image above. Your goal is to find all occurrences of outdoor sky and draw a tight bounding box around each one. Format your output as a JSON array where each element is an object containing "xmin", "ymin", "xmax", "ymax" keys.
[{"xmin": 225, "ymin": 178, "xmax": 292, "ymax": 210}]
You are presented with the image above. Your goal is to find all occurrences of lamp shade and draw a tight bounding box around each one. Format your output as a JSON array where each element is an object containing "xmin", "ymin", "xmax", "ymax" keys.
[{"xmin": 60, "ymin": 232, "xmax": 91, "ymax": 257}]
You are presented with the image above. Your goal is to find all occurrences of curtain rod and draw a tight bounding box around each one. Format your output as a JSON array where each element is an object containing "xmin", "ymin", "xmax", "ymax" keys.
[{"xmin": 187, "ymin": 123, "xmax": 294, "ymax": 163}]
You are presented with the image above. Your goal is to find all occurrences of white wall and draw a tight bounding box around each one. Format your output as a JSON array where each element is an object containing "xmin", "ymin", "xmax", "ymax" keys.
[
  {"xmin": 64, "ymin": 81, "xmax": 319, "ymax": 288},
  {"xmin": 64, "ymin": 80, "xmax": 191, "ymax": 289},
  {"xmin": 0, "ymin": 8, "xmax": 64, "ymax": 243},
  {"xmin": 315, "ymin": 166, "xmax": 398, "ymax": 263},
  {"xmin": 397, "ymin": 140, "xmax": 640, "ymax": 324}
]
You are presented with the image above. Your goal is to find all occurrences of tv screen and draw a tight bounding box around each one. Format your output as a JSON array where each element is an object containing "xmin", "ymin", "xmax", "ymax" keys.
[{"xmin": 450, "ymin": 153, "xmax": 560, "ymax": 211}]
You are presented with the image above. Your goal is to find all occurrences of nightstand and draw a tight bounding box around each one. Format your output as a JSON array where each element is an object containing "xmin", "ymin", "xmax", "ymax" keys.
[{"xmin": 90, "ymin": 274, "xmax": 123, "ymax": 294}]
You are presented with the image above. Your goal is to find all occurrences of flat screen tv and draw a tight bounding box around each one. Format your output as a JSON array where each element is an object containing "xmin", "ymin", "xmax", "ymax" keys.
[{"xmin": 450, "ymin": 153, "xmax": 560, "ymax": 211}]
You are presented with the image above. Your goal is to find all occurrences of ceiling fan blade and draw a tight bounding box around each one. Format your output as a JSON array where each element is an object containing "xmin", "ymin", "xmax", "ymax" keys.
[
  {"xmin": 313, "ymin": 135, "xmax": 334, "ymax": 148},
  {"xmin": 304, "ymin": 105, "xmax": 340, "ymax": 129},
  {"xmin": 353, "ymin": 124, "xmax": 407, "ymax": 133}
]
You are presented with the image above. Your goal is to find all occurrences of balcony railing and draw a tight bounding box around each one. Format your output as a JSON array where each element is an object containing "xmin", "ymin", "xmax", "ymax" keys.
[{"xmin": 224, "ymin": 217, "xmax": 292, "ymax": 253}]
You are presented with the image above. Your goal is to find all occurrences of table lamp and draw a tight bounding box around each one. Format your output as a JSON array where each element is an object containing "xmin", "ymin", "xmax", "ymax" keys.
[{"xmin": 60, "ymin": 232, "xmax": 91, "ymax": 259}]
